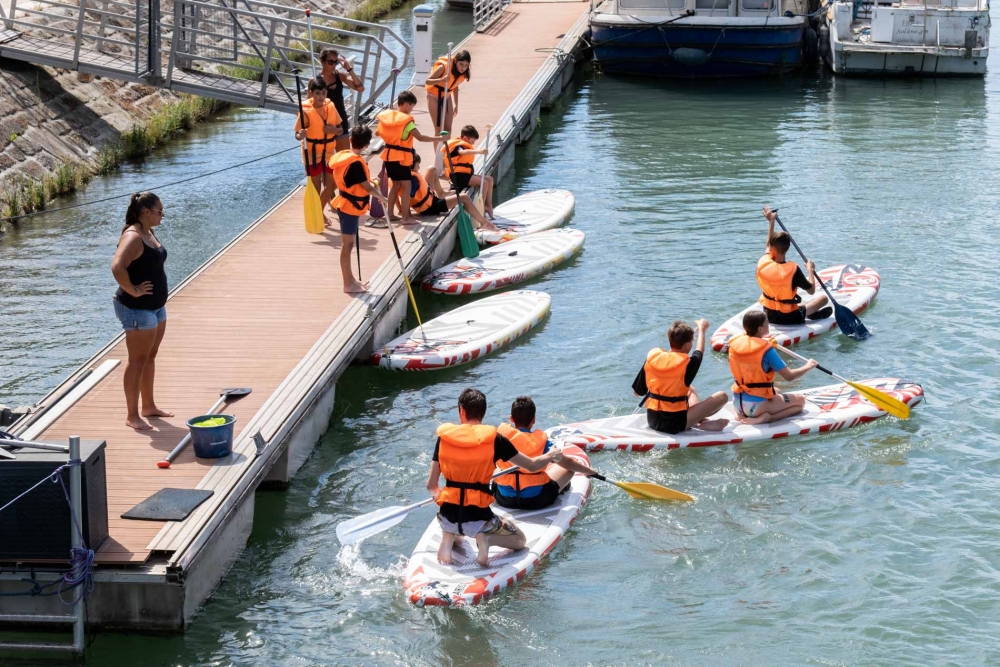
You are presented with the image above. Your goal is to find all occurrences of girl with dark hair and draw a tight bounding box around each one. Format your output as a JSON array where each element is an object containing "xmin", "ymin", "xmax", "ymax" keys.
[
  {"xmin": 111, "ymin": 192, "xmax": 172, "ymax": 430},
  {"xmin": 424, "ymin": 50, "xmax": 471, "ymax": 136},
  {"xmin": 318, "ymin": 48, "xmax": 364, "ymax": 152}
]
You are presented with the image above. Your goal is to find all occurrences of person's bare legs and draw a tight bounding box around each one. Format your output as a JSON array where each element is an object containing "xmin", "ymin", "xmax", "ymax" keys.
[
  {"xmin": 425, "ymin": 166, "xmax": 449, "ymax": 200},
  {"xmin": 320, "ymin": 170, "xmax": 335, "ymax": 212},
  {"xmin": 398, "ymin": 178, "xmax": 418, "ymax": 225},
  {"xmin": 387, "ymin": 180, "xmax": 402, "ymax": 222},
  {"xmin": 686, "ymin": 389, "xmax": 728, "ymax": 431},
  {"xmin": 341, "ymin": 232, "xmax": 367, "ymax": 294},
  {"xmin": 140, "ymin": 319, "xmax": 172, "ymax": 419},
  {"xmin": 442, "ymin": 97, "xmax": 455, "ymax": 135},
  {"xmin": 805, "ymin": 294, "xmax": 829, "ymax": 316},
  {"xmin": 123, "ymin": 327, "xmax": 158, "ymax": 430},
  {"xmin": 437, "ymin": 531, "xmax": 458, "ymax": 565},
  {"xmin": 738, "ymin": 393, "xmax": 807, "ymax": 425},
  {"xmin": 482, "ymin": 175, "xmax": 494, "ymax": 218},
  {"xmin": 475, "ymin": 524, "xmax": 525, "ymax": 567},
  {"xmin": 455, "ymin": 192, "xmax": 497, "ymax": 231},
  {"xmin": 426, "ymin": 94, "xmax": 441, "ymax": 135}
]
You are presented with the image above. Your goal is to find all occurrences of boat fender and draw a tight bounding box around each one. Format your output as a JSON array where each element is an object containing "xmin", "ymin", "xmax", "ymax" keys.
[
  {"xmin": 817, "ymin": 25, "xmax": 829, "ymax": 56},
  {"xmin": 804, "ymin": 26, "xmax": 819, "ymax": 62},
  {"xmin": 671, "ymin": 47, "xmax": 709, "ymax": 67}
]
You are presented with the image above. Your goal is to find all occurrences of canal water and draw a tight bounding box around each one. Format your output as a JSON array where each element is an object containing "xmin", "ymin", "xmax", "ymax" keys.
[{"xmin": 5, "ymin": 2, "xmax": 1000, "ymax": 665}]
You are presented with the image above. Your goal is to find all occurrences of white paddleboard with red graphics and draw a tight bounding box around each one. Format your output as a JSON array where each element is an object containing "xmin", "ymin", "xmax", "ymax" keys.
[
  {"xmin": 422, "ymin": 228, "xmax": 585, "ymax": 295},
  {"xmin": 474, "ymin": 189, "xmax": 575, "ymax": 246},
  {"xmin": 371, "ymin": 290, "xmax": 550, "ymax": 371},
  {"xmin": 545, "ymin": 378, "xmax": 922, "ymax": 452},
  {"xmin": 710, "ymin": 264, "xmax": 881, "ymax": 353},
  {"xmin": 404, "ymin": 446, "xmax": 591, "ymax": 607}
]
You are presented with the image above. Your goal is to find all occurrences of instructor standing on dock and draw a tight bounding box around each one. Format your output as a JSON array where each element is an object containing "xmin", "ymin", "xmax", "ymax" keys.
[
  {"xmin": 318, "ymin": 49, "xmax": 364, "ymax": 153},
  {"xmin": 111, "ymin": 192, "xmax": 173, "ymax": 431}
]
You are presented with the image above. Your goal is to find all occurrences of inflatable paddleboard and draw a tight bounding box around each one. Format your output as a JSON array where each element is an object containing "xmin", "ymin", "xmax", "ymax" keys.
[
  {"xmin": 711, "ymin": 264, "xmax": 881, "ymax": 352},
  {"xmin": 423, "ymin": 228, "xmax": 585, "ymax": 295},
  {"xmin": 474, "ymin": 189, "xmax": 575, "ymax": 246},
  {"xmin": 546, "ymin": 378, "xmax": 922, "ymax": 452},
  {"xmin": 372, "ymin": 290, "xmax": 550, "ymax": 370},
  {"xmin": 404, "ymin": 447, "xmax": 591, "ymax": 607}
]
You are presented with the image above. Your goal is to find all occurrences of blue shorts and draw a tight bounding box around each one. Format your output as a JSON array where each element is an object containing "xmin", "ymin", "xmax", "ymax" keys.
[
  {"xmin": 734, "ymin": 392, "xmax": 788, "ymax": 418},
  {"xmin": 337, "ymin": 210, "xmax": 360, "ymax": 235},
  {"xmin": 113, "ymin": 297, "xmax": 166, "ymax": 331}
]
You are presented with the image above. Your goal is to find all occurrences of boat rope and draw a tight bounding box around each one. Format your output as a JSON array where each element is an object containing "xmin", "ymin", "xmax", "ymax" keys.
[
  {"xmin": 0, "ymin": 145, "xmax": 301, "ymax": 225},
  {"xmin": 0, "ymin": 457, "xmax": 95, "ymax": 603},
  {"xmin": 581, "ymin": 10, "xmax": 696, "ymax": 49}
]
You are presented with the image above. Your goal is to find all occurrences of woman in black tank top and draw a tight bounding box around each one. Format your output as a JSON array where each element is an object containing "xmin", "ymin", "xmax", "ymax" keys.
[
  {"xmin": 319, "ymin": 48, "xmax": 364, "ymax": 152},
  {"xmin": 111, "ymin": 192, "xmax": 173, "ymax": 431}
]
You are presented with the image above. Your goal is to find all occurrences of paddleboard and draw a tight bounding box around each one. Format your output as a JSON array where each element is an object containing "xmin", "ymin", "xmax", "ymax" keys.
[
  {"xmin": 423, "ymin": 228, "xmax": 586, "ymax": 295},
  {"xmin": 474, "ymin": 189, "xmax": 575, "ymax": 246},
  {"xmin": 710, "ymin": 264, "xmax": 881, "ymax": 352},
  {"xmin": 546, "ymin": 378, "xmax": 923, "ymax": 452},
  {"xmin": 371, "ymin": 290, "xmax": 551, "ymax": 370},
  {"xmin": 404, "ymin": 446, "xmax": 591, "ymax": 607}
]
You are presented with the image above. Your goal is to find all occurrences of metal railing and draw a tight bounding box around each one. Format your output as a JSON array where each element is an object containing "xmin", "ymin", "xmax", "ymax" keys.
[{"xmin": 473, "ymin": 0, "xmax": 511, "ymax": 32}]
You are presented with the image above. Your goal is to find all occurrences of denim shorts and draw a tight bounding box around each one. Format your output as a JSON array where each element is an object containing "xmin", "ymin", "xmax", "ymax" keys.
[{"xmin": 113, "ymin": 297, "xmax": 166, "ymax": 331}]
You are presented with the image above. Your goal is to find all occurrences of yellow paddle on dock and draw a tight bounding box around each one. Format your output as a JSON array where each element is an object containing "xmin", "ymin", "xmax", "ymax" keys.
[{"xmin": 294, "ymin": 73, "xmax": 325, "ymax": 235}]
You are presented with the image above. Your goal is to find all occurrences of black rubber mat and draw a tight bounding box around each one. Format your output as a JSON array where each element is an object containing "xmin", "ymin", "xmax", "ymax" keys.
[{"xmin": 121, "ymin": 488, "xmax": 214, "ymax": 521}]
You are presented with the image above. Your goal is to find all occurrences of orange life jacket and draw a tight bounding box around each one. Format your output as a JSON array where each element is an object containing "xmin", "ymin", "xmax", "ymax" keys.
[
  {"xmin": 494, "ymin": 423, "xmax": 550, "ymax": 493},
  {"xmin": 330, "ymin": 151, "xmax": 370, "ymax": 216},
  {"xmin": 442, "ymin": 139, "xmax": 474, "ymax": 179},
  {"xmin": 424, "ymin": 56, "xmax": 468, "ymax": 96},
  {"xmin": 756, "ymin": 254, "xmax": 801, "ymax": 314},
  {"xmin": 436, "ymin": 423, "xmax": 497, "ymax": 511},
  {"xmin": 300, "ymin": 99, "xmax": 341, "ymax": 166},
  {"xmin": 410, "ymin": 171, "xmax": 434, "ymax": 214},
  {"xmin": 376, "ymin": 109, "xmax": 416, "ymax": 167},
  {"xmin": 643, "ymin": 348, "xmax": 690, "ymax": 413},
  {"xmin": 728, "ymin": 334, "xmax": 776, "ymax": 399}
]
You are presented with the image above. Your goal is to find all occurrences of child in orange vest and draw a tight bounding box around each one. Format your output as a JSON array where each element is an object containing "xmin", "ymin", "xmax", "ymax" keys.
[
  {"xmin": 407, "ymin": 154, "xmax": 498, "ymax": 231},
  {"xmin": 375, "ymin": 90, "xmax": 441, "ymax": 226},
  {"xmin": 293, "ymin": 78, "xmax": 343, "ymax": 213},
  {"xmin": 441, "ymin": 125, "xmax": 495, "ymax": 219},
  {"xmin": 759, "ymin": 205, "xmax": 830, "ymax": 325}
]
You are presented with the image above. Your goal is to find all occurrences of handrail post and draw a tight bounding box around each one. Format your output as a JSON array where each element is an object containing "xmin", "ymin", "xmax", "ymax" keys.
[
  {"xmin": 8, "ymin": 0, "xmax": 19, "ymax": 31},
  {"xmin": 149, "ymin": 0, "xmax": 162, "ymax": 81},
  {"xmin": 258, "ymin": 18, "xmax": 277, "ymax": 106},
  {"xmin": 166, "ymin": 0, "xmax": 181, "ymax": 84},
  {"xmin": 72, "ymin": 0, "xmax": 88, "ymax": 68},
  {"xmin": 68, "ymin": 436, "xmax": 85, "ymax": 657},
  {"xmin": 355, "ymin": 34, "xmax": 372, "ymax": 125}
]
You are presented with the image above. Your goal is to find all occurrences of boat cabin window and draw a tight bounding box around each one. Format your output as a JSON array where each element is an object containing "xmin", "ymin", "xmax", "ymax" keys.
[
  {"xmin": 696, "ymin": 0, "xmax": 731, "ymax": 10},
  {"xmin": 619, "ymin": 0, "xmax": 686, "ymax": 9},
  {"xmin": 740, "ymin": 0, "xmax": 774, "ymax": 9}
]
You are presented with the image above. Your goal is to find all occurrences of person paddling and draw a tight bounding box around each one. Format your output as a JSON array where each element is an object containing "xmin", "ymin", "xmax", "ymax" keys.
[
  {"xmin": 758, "ymin": 205, "xmax": 831, "ymax": 325},
  {"xmin": 407, "ymin": 154, "xmax": 498, "ymax": 231},
  {"xmin": 492, "ymin": 396, "xmax": 598, "ymax": 510},
  {"xmin": 329, "ymin": 126, "xmax": 387, "ymax": 294},
  {"xmin": 729, "ymin": 311, "xmax": 818, "ymax": 424},
  {"xmin": 424, "ymin": 49, "xmax": 470, "ymax": 137},
  {"xmin": 442, "ymin": 125, "xmax": 494, "ymax": 219},
  {"xmin": 318, "ymin": 48, "xmax": 363, "ymax": 153},
  {"xmin": 427, "ymin": 388, "xmax": 594, "ymax": 567},
  {"xmin": 633, "ymin": 319, "xmax": 728, "ymax": 434},
  {"xmin": 375, "ymin": 90, "xmax": 441, "ymax": 226},
  {"xmin": 293, "ymin": 78, "xmax": 342, "ymax": 214}
]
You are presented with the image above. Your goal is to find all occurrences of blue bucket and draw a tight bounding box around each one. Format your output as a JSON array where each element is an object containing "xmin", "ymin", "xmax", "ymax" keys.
[{"xmin": 186, "ymin": 414, "xmax": 236, "ymax": 459}]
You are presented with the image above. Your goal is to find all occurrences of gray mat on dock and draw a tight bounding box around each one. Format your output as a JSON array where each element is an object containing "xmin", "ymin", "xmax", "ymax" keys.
[{"xmin": 121, "ymin": 488, "xmax": 214, "ymax": 521}]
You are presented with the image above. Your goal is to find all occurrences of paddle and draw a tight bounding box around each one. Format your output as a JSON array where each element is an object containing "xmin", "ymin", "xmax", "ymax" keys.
[
  {"xmin": 440, "ymin": 129, "xmax": 480, "ymax": 259},
  {"xmin": 295, "ymin": 74, "xmax": 325, "ymax": 235},
  {"xmin": 497, "ymin": 465, "xmax": 692, "ymax": 501},
  {"xmin": 774, "ymin": 344, "xmax": 910, "ymax": 419},
  {"xmin": 384, "ymin": 197, "xmax": 425, "ymax": 334},
  {"xmin": 157, "ymin": 387, "xmax": 252, "ymax": 468},
  {"xmin": 772, "ymin": 213, "xmax": 870, "ymax": 340}
]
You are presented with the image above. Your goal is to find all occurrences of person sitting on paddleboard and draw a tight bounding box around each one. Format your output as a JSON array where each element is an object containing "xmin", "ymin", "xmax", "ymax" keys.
[
  {"xmin": 729, "ymin": 311, "xmax": 819, "ymax": 424},
  {"xmin": 633, "ymin": 319, "xmax": 729, "ymax": 434},
  {"xmin": 427, "ymin": 388, "xmax": 595, "ymax": 567},
  {"xmin": 441, "ymin": 125, "xmax": 495, "ymax": 219},
  {"xmin": 491, "ymin": 396, "xmax": 597, "ymax": 511},
  {"xmin": 294, "ymin": 78, "xmax": 343, "ymax": 214},
  {"xmin": 759, "ymin": 205, "xmax": 832, "ymax": 326},
  {"xmin": 407, "ymin": 154, "xmax": 498, "ymax": 231}
]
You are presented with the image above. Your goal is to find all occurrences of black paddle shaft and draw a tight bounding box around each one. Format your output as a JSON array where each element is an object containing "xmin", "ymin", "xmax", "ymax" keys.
[
  {"xmin": 294, "ymin": 74, "xmax": 311, "ymax": 178},
  {"xmin": 773, "ymin": 215, "xmax": 837, "ymax": 303}
]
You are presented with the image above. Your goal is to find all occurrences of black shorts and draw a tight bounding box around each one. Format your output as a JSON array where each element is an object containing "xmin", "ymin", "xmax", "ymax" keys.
[
  {"xmin": 764, "ymin": 306, "xmax": 806, "ymax": 326},
  {"xmin": 450, "ymin": 172, "xmax": 472, "ymax": 193},
  {"xmin": 422, "ymin": 196, "xmax": 449, "ymax": 216},
  {"xmin": 647, "ymin": 409, "xmax": 688, "ymax": 435},
  {"xmin": 384, "ymin": 160, "xmax": 411, "ymax": 182},
  {"xmin": 492, "ymin": 479, "xmax": 563, "ymax": 510}
]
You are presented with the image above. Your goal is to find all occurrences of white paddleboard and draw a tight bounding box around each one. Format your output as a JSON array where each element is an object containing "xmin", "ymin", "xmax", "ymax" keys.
[
  {"xmin": 404, "ymin": 447, "xmax": 591, "ymax": 607},
  {"xmin": 710, "ymin": 264, "xmax": 881, "ymax": 352},
  {"xmin": 423, "ymin": 228, "xmax": 585, "ymax": 295},
  {"xmin": 371, "ymin": 290, "xmax": 551, "ymax": 371},
  {"xmin": 546, "ymin": 378, "xmax": 923, "ymax": 452},
  {"xmin": 474, "ymin": 189, "xmax": 575, "ymax": 246}
]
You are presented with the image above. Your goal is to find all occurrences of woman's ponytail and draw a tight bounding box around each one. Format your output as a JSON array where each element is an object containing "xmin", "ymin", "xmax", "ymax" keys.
[{"xmin": 122, "ymin": 192, "xmax": 160, "ymax": 234}]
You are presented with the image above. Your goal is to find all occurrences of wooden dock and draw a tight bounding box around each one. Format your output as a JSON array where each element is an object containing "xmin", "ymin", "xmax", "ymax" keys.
[{"xmin": 0, "ymin": 0, "xmax": 590, "ymax": 631}]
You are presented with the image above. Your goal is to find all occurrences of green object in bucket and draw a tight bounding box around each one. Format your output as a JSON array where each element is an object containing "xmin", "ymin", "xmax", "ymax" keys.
[{"xmin": 192, "ymin": 416, "xmax": 228, "ymax": 428}]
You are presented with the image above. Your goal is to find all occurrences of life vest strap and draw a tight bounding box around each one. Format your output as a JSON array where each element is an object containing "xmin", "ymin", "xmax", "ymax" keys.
[
  {"xmin": 761, "ymin": 290, "xmax": 801, "ymax": 305},
  {"xmin": 444, "ymin": 479, "xmax": 492, "ymax": 494},
  {"xmin": 306, "ymin": 137, "xmax": 338, "ymax": 145},
  {"xmin": 385, "ymin": 143, "xmax": 415, "ymax": 154},
  {"xmin": 412, "ymin": 188, "xmax": 432, "ymax": 210},
  {"xmin": 646, "ymin": 392, "xmax": 686, "ymax": 403},
  {"xmin": 339, "ymin": 191, "xmax": 370, "ymax": 207},
  {"xmin": 743, "ymin": 381, "xmax": 774, "ymax": 389}
]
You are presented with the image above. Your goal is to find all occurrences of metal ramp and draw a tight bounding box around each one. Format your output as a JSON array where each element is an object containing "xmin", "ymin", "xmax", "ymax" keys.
[{"xmin": 0, "ymin": 0, "xmax": 410, "ymax": 117}]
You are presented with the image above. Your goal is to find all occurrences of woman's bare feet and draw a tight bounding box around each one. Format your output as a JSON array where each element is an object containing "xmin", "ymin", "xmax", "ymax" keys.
[
  {"xmin": 126, "ymin": 415, "xmax": 152, "ymax": 431},
  {"xmin": 735, "ymin": 412, "xmax": 769, "ymax": 426},
  {"xmin": 697, "ymin": 418, "xmax": 728, "ymax": 432},
  {"xmin": 344, "ymin": 281, "xmax": 369, "ymax": 294},
  {"xmin": 400, "ymin": 216, "xmax": 420, "ymax": 226},
  {"xmin": 142, "ymin": 407, "xmax": 174, "ymax": 418},
  {"xmin": 437, "ymin": 533, "xmax": 455, "ymax": 565},
  {"xmin": 475, "ymin": 532, "xmax": 492, "ymax": 567}
]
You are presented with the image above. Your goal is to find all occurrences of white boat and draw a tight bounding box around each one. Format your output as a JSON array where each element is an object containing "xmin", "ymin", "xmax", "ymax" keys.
[{"xmin": 822, "ymin": 0, "xmax": 989, "ymax": 75}]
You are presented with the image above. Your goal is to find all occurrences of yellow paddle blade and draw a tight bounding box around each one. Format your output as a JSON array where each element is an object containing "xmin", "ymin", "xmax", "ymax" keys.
[
  {"xmin": 474, "ymin": 190, "xmax": 485, "ymax": 216},
  {"xmin": 303, "ymin": 179, "xmax": 325, "ymax": 234},
  {"xmin": 615, "ymin": 480, "xmax": 694, "ymax": 502},
  {"xmin": 847, "ymin": 380, "xmax": 911, "ymax": 420},
  {"xmin": 402, "ymin": 274, "xmax": 423, "ymax": 328}
]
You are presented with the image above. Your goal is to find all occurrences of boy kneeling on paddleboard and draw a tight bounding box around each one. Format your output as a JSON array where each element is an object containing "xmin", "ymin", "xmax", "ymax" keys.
[
  {"xmin": 408, "ymin": 154, "xmax": 498, "ymax": 231},
  {"xmin": 729, "ymin": 311, "xmax": 818, "ymax": 424},
  {"xmin": 427, "ymin": 388, "xmax": 597, "ymax": 567},
  {"xmin": 633, "ymin": 319, "xmax": 728, "ymax": 434},
  {"xmin": 759, "ymin": 205, "xmax": 831, "ymax": 325}
]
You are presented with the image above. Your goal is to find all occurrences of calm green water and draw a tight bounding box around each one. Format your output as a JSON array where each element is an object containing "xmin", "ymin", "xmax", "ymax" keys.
[{"xmin": 6, "ymin": 4, "xmax": 1000, "ymax": 665}]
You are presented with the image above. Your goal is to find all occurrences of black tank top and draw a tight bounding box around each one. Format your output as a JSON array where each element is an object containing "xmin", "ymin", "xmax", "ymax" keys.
[
  {"xmin": 325, "ymin": 72, "xmax": 350, "ymax": 132},
  {"xmin": 115, "ymin": 231, "xmax": 168, "ymax": 310}
]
